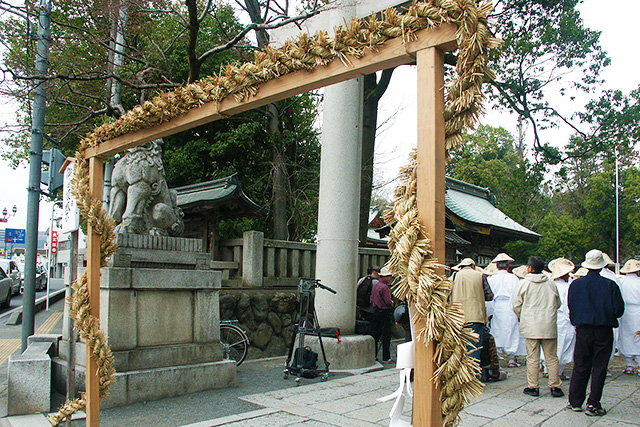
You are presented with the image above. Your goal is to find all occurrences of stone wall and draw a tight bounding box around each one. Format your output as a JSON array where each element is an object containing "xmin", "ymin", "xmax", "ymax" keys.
[
  {"xmin": 220, "ymin": 288, "xmax": 405, "ymax": 360},
  {"xmin": 220, "ymin": 290, "xmax": 299, "ymax": 360}
]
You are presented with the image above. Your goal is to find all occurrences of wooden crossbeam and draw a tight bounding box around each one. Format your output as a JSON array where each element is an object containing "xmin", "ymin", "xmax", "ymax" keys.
[{"xmin": 84, "ymin": 23, "xmax": 457, "ymax": 159}]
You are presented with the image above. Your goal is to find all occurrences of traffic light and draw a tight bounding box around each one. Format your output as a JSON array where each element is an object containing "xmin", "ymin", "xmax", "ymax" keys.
[{"xmin": 41, "ymin": 148, "xmax": 65, "ymax": 193}]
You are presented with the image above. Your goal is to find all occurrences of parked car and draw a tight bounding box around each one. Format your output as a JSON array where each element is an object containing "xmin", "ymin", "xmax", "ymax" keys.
[
  {"xmin": 0, "ymin": 259, "xmax": 21, "ymax": 295},
  {"xmin": 0, "ymin": 265, "xmax": 13, "ymax": 308},
  {"xmin": 17, "ymin": 262, "xmax": 47, "ymax": 292}
]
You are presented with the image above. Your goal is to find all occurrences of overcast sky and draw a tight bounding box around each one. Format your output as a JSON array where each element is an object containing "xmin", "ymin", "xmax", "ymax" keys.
[
  {"xmin": 373, "ymin": 0, "xmax": 640, "ymax": 196},
  {"xmin": 0, "ymin": 0, "xmax": 638, "ymax": 230}
]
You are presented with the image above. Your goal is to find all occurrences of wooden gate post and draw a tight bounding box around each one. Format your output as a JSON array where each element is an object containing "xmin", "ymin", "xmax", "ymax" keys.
[
  {"xmin": 86, "ymin": 156, "xmax": 103, "ymax": 426},
  {"xmin": 413, "ymin": 46, "xmax": 446, "ymax": 426}
]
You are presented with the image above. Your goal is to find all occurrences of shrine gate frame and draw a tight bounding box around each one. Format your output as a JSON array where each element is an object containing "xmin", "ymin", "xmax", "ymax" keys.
[{"xmin": 82, "ymin": 23, "xmax": 458, "ymax": 426}]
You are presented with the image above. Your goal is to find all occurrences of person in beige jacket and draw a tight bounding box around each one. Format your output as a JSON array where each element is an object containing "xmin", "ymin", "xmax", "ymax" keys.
[{"xmin": 513, "ymin": 256, "xmax": 563, "ymax": 398}]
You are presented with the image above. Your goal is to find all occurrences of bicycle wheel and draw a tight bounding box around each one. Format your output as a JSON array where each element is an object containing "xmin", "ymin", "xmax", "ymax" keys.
[{"xmin": 220, "ymin": 323, "xmax": 249, "ymax": 366}]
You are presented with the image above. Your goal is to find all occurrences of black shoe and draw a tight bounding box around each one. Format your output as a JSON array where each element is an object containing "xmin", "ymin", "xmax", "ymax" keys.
[
  {"xmin": 566, "ymin": 403, "xmax": 582, "ymax": 412},
  {"xmin": 585, "ymin": 404, "xmax": 606, "ymax": 416},
  {"xmin": 550, "ymin": 387, "xmax": 564, "ymax": 398},
  {"xmin": 523, "ymin": 387, "xmax": 540, "ymax": 397}
]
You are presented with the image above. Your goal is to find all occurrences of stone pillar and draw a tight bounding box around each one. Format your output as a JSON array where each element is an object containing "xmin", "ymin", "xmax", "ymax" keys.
[
  {"xmin": 315, "ymin": 78, "xmax": 364, "ymax": 335},
  {"xmin": 242, "ymin": 230, "xmax": 264, "ymax": 287}
]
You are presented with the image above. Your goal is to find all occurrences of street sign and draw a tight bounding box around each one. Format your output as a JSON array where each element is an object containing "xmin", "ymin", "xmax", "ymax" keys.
[
  {"xmin": 61, "ymin": 160, "xmax": 80, "ymax": 233},
  {"xmin": 51, "ymin": 230, "xmax": 58, "ymax": 254},
  {"xmin": 5, "ymin": 228, "xmax": 26, "ymax": 243}
]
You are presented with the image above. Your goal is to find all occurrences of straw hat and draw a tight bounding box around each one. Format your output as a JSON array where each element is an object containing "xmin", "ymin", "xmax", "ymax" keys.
[
  {"xmin": 548, "ymin": 257, "xmax": 575, "ymax": 280},
  {"xmin": 582, "ymin": 249, "xmax": 609, "ymax": 270},
  {"xmin": 492, "ymin": 253, "xmax": 515, "ymax": 263},
  {"xmin": 512, "ymin": 264, "xmax": 528, "ymax": 279},
  {"xmin": 602, "ymin": 252, "xmax": 615, "ymax": 266},
  {"xmin": 620, "ymin": 259, "xmax": 640, "ymax": 274},
  {"xmin": 483, "ymin": 262, "xmax": 498, "ymax": 275},
  {"xmin": 572, "ymin": 267, "xmax": 588, "ymax": 278}
]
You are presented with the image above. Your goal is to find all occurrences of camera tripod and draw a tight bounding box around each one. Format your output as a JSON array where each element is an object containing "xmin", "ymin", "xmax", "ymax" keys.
[{"xmin": 284, "ymin": 278, "xmax": 336, "ymax": 384}]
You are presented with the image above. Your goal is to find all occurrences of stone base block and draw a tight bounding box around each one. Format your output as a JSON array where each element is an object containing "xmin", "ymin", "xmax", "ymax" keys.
[
  {"xmin": 301, "ymin": 334, "xmax": 376, "ymax": 370},
  {"xmin": 52, "ymin": 358, "xmax": 236, "ymax": 409},
  {"xmin": 7, "ymin": 343, "xmax": 52, "ymax": 416},
  {"xmin": 102, "ymin": 359, "xmax": 236, "ymax": 409}
]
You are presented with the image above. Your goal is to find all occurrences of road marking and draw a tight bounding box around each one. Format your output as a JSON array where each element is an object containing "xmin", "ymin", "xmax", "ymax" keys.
[
  {"xmin": 36, "ymin": 311, "xmax": 63, "ymax": 335},
  {"xmin": 0, "ymin": 311, "xmax": 63, "ymax": 367},
  {"xmin": 0, "ymin": 339, "xmax": 21, "ymax": 366}
]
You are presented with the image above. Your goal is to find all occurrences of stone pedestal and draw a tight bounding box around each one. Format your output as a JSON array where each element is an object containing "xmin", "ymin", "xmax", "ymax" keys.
[
  {"xmin": 301, "ymin": 334, "xmax": 379, "ymax": 372},
  {"xmin": 56, "ymin": 234, "xmax": 236, "ymax": 408}
]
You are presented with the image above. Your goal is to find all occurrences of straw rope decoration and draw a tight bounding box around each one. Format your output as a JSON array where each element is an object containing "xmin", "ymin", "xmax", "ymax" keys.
[{"xmin": 48, "ymin": 1, "xmax": 500, "ymax": 425}]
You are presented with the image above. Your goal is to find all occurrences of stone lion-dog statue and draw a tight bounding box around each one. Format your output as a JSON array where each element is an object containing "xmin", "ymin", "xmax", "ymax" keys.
[{"xmin": 108, "ymin": 139, "xmax": 184, "ymax": 236}]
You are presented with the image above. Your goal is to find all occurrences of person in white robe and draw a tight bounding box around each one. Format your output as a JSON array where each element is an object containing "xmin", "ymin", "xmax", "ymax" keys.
[
  {"xmin": 487, "ymin": 253, "xmax": 523, "ymax": 367},
  {"xmin": 618, "ymin": 259, "xmax": 640, "ymax": 374},
  {"xmin": 601, "ymin": 253, "xmax": 622, "ymax": 370},
  {"xmin": 542, "ymin": 258, "xmax": 576, "ymax": 379}
]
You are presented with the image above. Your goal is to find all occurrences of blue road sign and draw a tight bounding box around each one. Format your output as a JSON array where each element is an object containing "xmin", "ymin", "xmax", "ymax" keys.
[{"xmin": 5, "ymin": 228, "xmax": 26, "ymax": 244}]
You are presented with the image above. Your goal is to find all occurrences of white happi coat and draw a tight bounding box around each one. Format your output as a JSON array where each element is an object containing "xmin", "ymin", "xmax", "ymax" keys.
[
  {"xmin": 488, "ymin": 270, "xmax": 522, "ymax": 354},
  {"xmin": 554, "ymin": 278, "xmax": 576, "ymax": 365},
  {"xmin": 619, "ymin": 273, "xmax": 640, "ymax": 357}
]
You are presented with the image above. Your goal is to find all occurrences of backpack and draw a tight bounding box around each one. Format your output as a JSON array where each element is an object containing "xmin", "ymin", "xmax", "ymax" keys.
[{"xmin": 357, "ymin": 276, "xmax": 374, "ymax": 308}]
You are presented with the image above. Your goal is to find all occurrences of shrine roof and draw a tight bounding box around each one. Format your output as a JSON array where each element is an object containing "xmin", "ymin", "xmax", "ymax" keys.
[
  {"xmin": 174, "ymin": 174, "xmax": 267, "ymax": 219},
  {"xmin": 445, "ymin": 177, "xmax": 540, "ymax": 241}
]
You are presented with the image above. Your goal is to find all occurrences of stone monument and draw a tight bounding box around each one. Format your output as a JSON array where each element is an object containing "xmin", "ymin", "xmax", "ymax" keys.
[{"xmin": 54, "ymin": 141, "xmax": 235, "ymax": 408}]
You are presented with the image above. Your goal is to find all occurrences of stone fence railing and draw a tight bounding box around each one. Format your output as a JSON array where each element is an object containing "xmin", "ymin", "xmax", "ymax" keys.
[{"xmin": 215, "ymin": 230, "xmax": 390, "ymax": 288}]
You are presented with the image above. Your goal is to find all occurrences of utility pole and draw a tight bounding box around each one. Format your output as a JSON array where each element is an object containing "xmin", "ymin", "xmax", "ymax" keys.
[{"xmin": 22, "ymin": 0, "xmax": 52, "ymax": 352}]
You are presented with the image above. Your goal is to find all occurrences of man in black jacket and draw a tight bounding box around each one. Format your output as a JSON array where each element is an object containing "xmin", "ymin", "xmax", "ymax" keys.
[{"xmin": 567, "ymin": 249, "xmax": 625, "ymax": 416}]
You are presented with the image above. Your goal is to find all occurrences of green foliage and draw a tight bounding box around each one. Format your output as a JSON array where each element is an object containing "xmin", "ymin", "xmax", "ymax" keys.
[
  {"xmin": 488, "ymin": 0, "xmax": 610, "ymax": 154},
  {"xmin": 447, "ymin": 125, "xmax": 548, "ymax": 228},
  {"xmin": 163, "ymin": 93, "xmax": 321, "ymax": 240}
]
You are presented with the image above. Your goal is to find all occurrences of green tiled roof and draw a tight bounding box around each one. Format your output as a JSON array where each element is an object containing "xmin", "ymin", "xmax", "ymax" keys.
[
  {"xmin": 174, "ymin": 173, "xmax": 267, "ymax": 219},
  {"xmin": 445, "ymin": 177, "xmax": 540, "ymax": 241}
]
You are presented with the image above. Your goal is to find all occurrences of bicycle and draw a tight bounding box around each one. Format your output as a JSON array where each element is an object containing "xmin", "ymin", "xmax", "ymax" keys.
[{"xmin": 220, "ymin": 320, "xmax": 249, "ymax": 366}]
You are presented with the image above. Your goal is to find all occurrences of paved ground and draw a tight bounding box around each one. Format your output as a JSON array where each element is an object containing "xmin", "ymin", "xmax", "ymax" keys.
[{"xmin": 1, "ymin": 296, "xmax": 639, "ymax": 426}]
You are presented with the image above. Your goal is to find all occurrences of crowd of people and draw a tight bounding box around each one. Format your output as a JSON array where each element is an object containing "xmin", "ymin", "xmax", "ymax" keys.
[
  {"xmin": 356, "ymin": 248, "xmax": 639, "ymax": 418},
  {"xmin": 450, "ymin": 249, "xmax": 638, "ymax": 417}
]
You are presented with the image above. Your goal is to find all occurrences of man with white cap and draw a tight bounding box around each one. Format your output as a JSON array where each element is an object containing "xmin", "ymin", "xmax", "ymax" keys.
[
  {"xmin": 487, "ymin": 253, "xmax": 523, "ymax": 367},
  {"xmin": 451, "ymin": 258, "xmax": 494, "ymax": 372},
  {"xmin": 513, "ymin": 256, "xmax": 563, "ymax": 398},
  {"xmin": 618, "ymin": 259, "xmax": 640, "ymax": 374},
  {"xmin": 545, "ymin": 258, "xmax": 576, "ymax": 380},
  {"xmin": 567, "ymin": 249, "xmax": 625, "ymax": 416}
]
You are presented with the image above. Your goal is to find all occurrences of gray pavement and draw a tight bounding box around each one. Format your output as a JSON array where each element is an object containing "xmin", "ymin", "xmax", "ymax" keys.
[{"xmin": 1, "ymin": 297, "xmax": 639, "ymax": 426}]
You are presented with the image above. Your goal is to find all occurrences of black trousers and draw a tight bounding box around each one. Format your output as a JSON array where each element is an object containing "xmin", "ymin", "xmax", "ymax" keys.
[
  {"xmin": 568, "ymin": 325, "xmax": 614, "ymax": 409},
  {"xmin": 373, "ymin": 309, "xmax": 392, "ymax": 361}
]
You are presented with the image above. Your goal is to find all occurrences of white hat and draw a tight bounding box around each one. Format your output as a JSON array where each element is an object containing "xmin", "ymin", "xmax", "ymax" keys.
[
  {"xmin": 549, "ymin": 258, "xmax": 575, "ymax": 280},
  {"xmin": 483, "ymin": 262, "xmax": 498, "ymax": 275},
  {"xmin": 571, "ymin": 267, "xmax": 588, "ymax": 278},
  {"xmin": 492, "ymin": 253, "xmax": 515, "ymax": 263},
  {"xmin": 453, "ymin": 258, "xmax": 475, "ymax": 270},
  {"xmin": 620, "ymin": 259, "xmax": 640, "ymax": 274},
  {"xmin": 512, "ymin": 265, "xmax": 528, "ymax": 279},
  {"xmin": 582, "ymin": 249, "xmax": 608, "ymax": 270},
  {"xmin": 379, "ymin": 265, "xmax": 393, "ymax": 276}
]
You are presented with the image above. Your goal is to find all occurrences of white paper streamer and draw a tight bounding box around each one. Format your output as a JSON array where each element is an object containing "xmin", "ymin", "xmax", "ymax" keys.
[{"xmin": 377, "ymin": 340, "xmax": 414, "ymax": 426}]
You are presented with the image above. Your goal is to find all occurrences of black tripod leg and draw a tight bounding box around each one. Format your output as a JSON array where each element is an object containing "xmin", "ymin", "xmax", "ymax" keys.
[{"xmin": 312, "ymin": 308, "xmax": 330, "ymax": 373}]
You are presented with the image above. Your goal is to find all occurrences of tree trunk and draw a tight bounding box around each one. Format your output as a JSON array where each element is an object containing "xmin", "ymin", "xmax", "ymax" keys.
[
  {"xmin": 358, "ymin": 68, "xmax": 396, "ymax": 246},
  {"xmin": 244, "ymin": 0, "xmax": 288, "ymax": 240},
  {"xmin": 269, "ymin": 103, "xmax": 288, "ymax": 240},
  {"xmin": 186, "ymin": 0, "xmax": 201, "ymax": 82}
]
